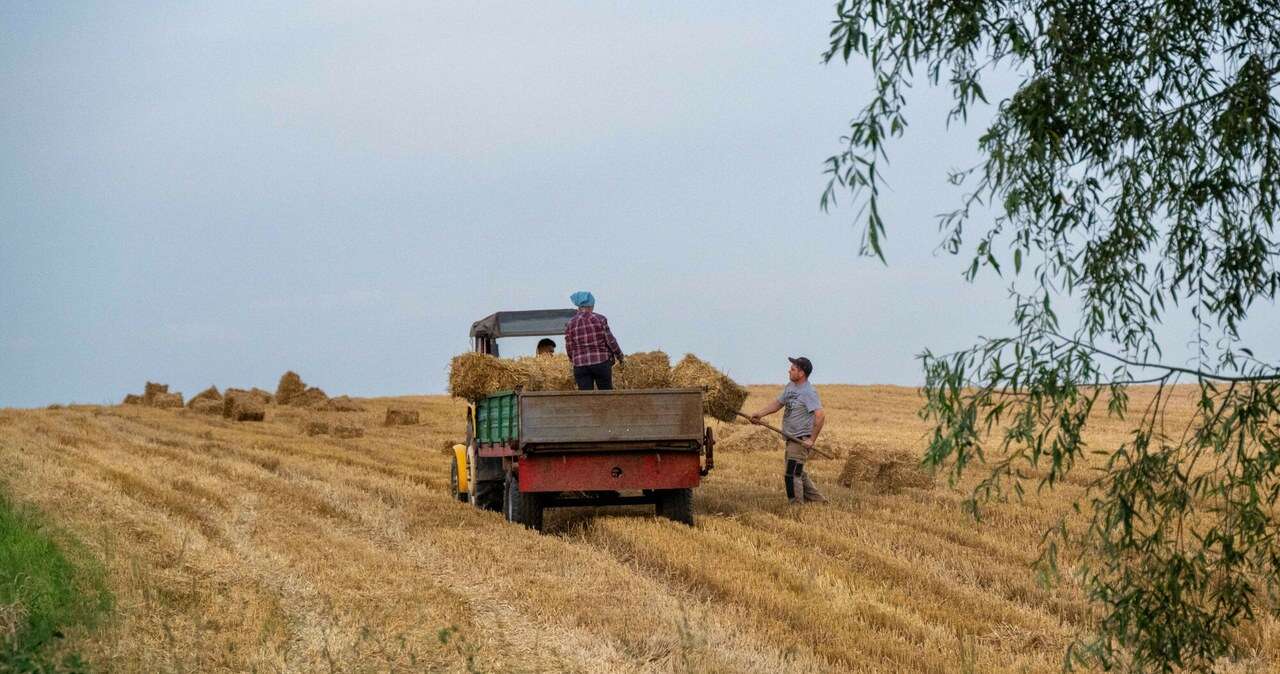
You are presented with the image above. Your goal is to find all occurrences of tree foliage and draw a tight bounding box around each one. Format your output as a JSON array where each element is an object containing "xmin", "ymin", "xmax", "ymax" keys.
[{"xmin": 822, "ymin": 1, "xmax": 1280, "ymax": 670}]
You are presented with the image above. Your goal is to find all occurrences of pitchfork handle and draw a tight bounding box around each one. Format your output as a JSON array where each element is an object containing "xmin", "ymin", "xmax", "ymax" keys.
[{"xmin": 734, "ymin": 412, "xmax": 836, "ymax": 459}]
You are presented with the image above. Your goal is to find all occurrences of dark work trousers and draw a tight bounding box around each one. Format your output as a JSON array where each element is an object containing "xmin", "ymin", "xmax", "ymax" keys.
[
  {"xmin": 785, "ymin": 439, "xmax": 826, "ymax": 504},
  {"xmin": 573, "ymin": 361, "xmax": 614, "ymax": 390}
]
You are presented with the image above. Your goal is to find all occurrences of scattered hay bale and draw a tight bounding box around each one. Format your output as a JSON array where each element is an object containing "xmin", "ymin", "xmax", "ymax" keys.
[
  {"xmin": 275, "ymin": 371, "xmax": 306, "ymax": 406},
  {"xmin": 223, "ymin": 391, "xmax": 265, "ymax": 422},
  {"xmin": 143, "ymin": 382, "xmax": 169, "ymax": 405},
  {"xmin": 325, "ymin": 395, "xmax": 364, "ymax": 412},
  {"xmin": 671, "ymin": 354, "xmax": 748, "ymax": 422},
  {"xmin": 717, "ymin": 425, "xmax": 780, "ymax": 453},
  {"xmin": 384, "ymin": 408, "xmax": 420, "ymax": 426},
  {"xmin": 334, "ymin": 423, "xmax": 364, "ymax": 439},
  {"xmin": 188, "ymin": 386, "xmax": 222, "ymax": 407},
  {"xmin": 449, "ymin": 353, "xmax": 527, "ymax": 400},
  {"xmin": 511, "ymin": 355, "xmax": 576, "ymax": 391},
  {"xmin": 305, "ymin": 420, "xmax": 330, "ymax": 436},
  {"xmin": 190, "ymin": 398, "xmax": 222, "ymax": 415},
  {"xmin": 122, "ymin": 394, "xmax": 144, "ymax": 405},
  {"xmin": 290, "ymin": 387, "xmax": 329, "ymax": 408},
  {"xmin": 151, "ymin": 392, "xmax": 184, "ymax": 409},
  {"xmin": 615, "ymin": 351, "xmax": 673, "ymax": 390},
  {"xmin": 249, "ymin": 388, "xmax": 274, "ymax": 405},
  {"xmin": 838, "ymin": 445, "xmax": 934, "ymax": 492}
]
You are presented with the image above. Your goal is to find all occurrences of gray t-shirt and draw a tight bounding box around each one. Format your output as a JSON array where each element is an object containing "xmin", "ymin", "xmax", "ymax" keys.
[{"xmin": 779, "ymin": 381, "xmax": 822, "ymax": 438}]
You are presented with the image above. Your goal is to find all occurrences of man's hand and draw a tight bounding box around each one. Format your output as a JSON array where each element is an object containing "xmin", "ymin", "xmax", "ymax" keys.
[
  {"xmin": 802, "ymin": 437, "xmax": 815, "ymax": 450},
  {"xmin": 749, "ymin": 414, "xmax": 762, "ymax": 425}
]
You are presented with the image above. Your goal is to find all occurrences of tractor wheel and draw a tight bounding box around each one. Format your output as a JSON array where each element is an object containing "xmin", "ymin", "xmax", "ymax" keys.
[
  {"xmin": 449, "ymin": 456, "xmax": 469, "ymax": 503},
  {"xmin": 655, "ymin": 488, "xmax": 694, "ymax": 526},
  {"xmin": 505, "ymin": 473, "xmax": 544, "ymax": 531}
]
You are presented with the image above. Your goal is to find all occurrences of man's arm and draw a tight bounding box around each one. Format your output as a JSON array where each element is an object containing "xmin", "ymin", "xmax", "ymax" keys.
[
  {"xmin": 601, "ymin": 317, "xmax": 623, "ymax": 360},
  {"xmin": 749, "ymin": 399, "xmax": 783, "ymax": 423},
  {"xmin": 803, "ymin": 409, "xmax": 826, "ymax": 449}
]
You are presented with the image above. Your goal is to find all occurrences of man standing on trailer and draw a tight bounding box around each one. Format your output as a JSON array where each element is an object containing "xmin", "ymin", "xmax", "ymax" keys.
[
  {"xmin": 564, "ymin": 291, "xmax": 624, "ymax": 390},
  {"xmin": 749, "ymin": 356, "xmax": 827, "ymax": 505}
]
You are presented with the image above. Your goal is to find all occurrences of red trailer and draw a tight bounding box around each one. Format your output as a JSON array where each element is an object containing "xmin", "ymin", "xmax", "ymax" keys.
[{"xmin": 448, "ymin": 310, "xmax": 714, "ymax": 530}]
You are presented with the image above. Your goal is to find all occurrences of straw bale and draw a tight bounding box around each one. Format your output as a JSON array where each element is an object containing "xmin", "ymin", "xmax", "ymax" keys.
[
  {"xmin": 448, "ymin": 353, "xmax": 528, "ymax": 400},
  {"xmin": 671, "ymin": 354, "xmax": 748, "ymax": 422},
  {"xmin": 384, "ymin": 408, "xmax": 419, "ymax": 426},
  {"xmin": 290, "ymin": 387, "xmax": 329, "ymax": 408},
  {"xmin": 224, "ymin": 391, "xmax": 265, "ymax": 422},
  {"xmin": 334, "ymin": 423, "xmax": 364, "ymax": 439},
  {"xmin": 122, "ymin": 394, "xmax": 144, "ymax": 405},
  {"xmin": 615, "ymin": 351, "xmax": 673, "ymax": 390},
  {"xmin": 188, "ymin": 386, "xmax": 222, "ymax": 407},
  {"xmin": 275, "ymin": 371, "xmax": 306, "ymax": 406},
  {"xmin": 249, "ymin": 388, "xmax": 274, "ymax": 405},
  {"xmin": 190, "ymin": 398, "xmax": 222, "ymax": 415},
  {"xmin": 838, "ymin": 445, "xmax": 934, "ymax": 492},
  {"xmin": 325, "ymin": 395, "xmax": 364, "ymax": 412},
  {"xmin": 512, "ymin": 355, "xmax": 575, "ymax": 391},
  {"xmin": 151, "ymin": 392, "xmax": 184, "ymax": 409},
  {"xmin": 305, "ymin": 420, "xmax": 330, "ymax": 436},
  {"xmin": 143, "ymin": 382, "xmax": 169, "ymax": 404},
  {"xmin": 716, "ymin": 425, "xmax": 780, "ymax": 453}
]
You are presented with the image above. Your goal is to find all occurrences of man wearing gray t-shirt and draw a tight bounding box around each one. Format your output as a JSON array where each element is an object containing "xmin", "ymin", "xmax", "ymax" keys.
[{"xmin": 749, "ymin": 356, "xmax": 827, "ymax": 505}]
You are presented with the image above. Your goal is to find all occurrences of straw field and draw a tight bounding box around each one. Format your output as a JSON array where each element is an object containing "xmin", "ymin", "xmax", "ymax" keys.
[{"xmin": 0, "ymin": 385, "xmax": 1276, "ymax": 672}]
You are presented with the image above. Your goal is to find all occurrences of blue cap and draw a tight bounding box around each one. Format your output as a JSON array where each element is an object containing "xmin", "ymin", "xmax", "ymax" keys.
[{"xmin": 570, "ymin": 291, "xmax": 595, "ymax": 308}]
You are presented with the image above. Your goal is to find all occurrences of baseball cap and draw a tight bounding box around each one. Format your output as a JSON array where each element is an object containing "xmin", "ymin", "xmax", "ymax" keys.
[{"xmin": 788, "ymin": 356, "xmax": 813, "ymax": 377}]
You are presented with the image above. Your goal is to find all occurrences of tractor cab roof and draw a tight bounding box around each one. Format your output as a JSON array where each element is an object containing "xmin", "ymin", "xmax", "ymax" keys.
[{"xmin": 469, "ymin": 309, "xmax": 576, "ymax": 339}]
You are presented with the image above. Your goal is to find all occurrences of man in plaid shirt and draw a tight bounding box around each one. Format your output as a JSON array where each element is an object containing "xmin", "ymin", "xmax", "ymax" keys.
[{"xmin": 565, "ymin": 291, "xmax": 624, "ymax": 390}]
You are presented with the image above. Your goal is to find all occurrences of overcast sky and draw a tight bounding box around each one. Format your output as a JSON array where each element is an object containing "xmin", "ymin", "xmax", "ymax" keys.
[{"xmin": 2, "ymin": 2, "xmax": 1276, "ymax": 408}]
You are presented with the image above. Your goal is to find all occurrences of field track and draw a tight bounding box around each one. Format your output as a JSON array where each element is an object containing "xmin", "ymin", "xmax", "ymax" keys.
[{"xmin": 1, "ymin": 385, "xmax": 1276, "ymax": 672}]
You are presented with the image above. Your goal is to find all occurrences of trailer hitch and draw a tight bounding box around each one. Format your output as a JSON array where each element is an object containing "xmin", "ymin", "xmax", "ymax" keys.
[{"xmin": 700, "ymin": 427, "xmax": 715, "ymax": 476}]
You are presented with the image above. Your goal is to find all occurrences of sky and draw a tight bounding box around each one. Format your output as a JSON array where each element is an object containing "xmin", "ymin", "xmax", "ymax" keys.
[{"xmin": 2, "ymin": 2, "xmax": 1276, "ymax": 408}]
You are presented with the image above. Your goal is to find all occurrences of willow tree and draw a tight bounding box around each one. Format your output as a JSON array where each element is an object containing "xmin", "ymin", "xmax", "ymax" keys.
[{"xmin": 822, "ymin": 1, "xmax": 1280, "ymax": 670}]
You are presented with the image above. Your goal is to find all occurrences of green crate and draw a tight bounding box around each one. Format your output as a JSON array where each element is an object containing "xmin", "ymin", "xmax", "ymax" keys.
[{"xmin": 476, "ymin": 391, "xmax": 518, "ymax": 444}]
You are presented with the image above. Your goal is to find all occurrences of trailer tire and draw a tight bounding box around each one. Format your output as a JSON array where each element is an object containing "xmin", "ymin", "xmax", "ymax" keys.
[
  {"xmin": 655, "ymin": 488, "xmax": 694, "ymax": 526},
  {"xmin": 472, "ymin": 480, "xmax": 503, "ymax": 512},
  {"xmin": 505, "ymin": 473, "xmax": 544, "ymax": 531},
  {"xmin": 449, "ymin": 457, "xmax": 469, "ymax": 503}
]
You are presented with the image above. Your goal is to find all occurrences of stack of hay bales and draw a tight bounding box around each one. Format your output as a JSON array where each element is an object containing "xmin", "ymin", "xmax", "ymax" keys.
[
  {"xmin": 275, "ymin": 371, "xmax": 306, "ymax": 406},
  {"xmin": 223, "ymin": 390, "xmax": 265, "ymax": 422},
  {"xmin": 143, "ymin": 382, "xmax": 169, "ymax": 404},
  {"xmin": 121, "ymin": 382, "xmax": 185, "ymax": 409},
  {"xmin": 187, "ymin": 386, "xmax": 223, "ymax": 415},
  {"xmin": 448, "ymin": 353, "xmax": 527, "ymax": 400},
  {"xmin": 384, "ymin": 408, "xmax": 419, "ymax": 426},
  {"xmin": 151, "ymin": 392, "xmax": 184, "ymax": 408},
  {"xmin": 305, "ymin": 419, "xmax": 330, "ymax": 436},
  {"xmin": 446, "ymin": 351, "xmax": 743, "ymax": 416},
  {"xmin": 291, "ymin": 387, "xmax": 329, "ymax": 408},
  {"xmin": 325, "ymin": 395, "xmax": 363, "ymax": 412},
  {"xmin": 838, "ymin": 444, "xmax": 934, "ymax": 492},
  {"xmin": 614, "ymin": 351, "xmax": 673, "ymax": 389},
  {"xmin": 671, "ymin": 354, "xmax": 748, "ymax": 422}
]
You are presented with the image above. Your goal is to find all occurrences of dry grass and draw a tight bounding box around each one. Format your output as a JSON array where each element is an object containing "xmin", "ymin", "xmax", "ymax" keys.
[
  {"xmin": 1, "ymin": 385, "xmax": 1276, "ymax": 672},
  {"xmin": 672, "ymin": 354, "xmax": 748, "ymax": 422}
]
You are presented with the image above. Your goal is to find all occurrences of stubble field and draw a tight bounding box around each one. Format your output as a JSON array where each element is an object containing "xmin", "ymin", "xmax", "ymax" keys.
[{"xmin": 0, "ymin": 385, "xmax": 1276, "ymax": 672}]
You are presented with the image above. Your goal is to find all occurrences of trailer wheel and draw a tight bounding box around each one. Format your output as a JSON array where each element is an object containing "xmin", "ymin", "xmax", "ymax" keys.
[
  {"xmin": 655, "ymin": 488, "xmax": 694, "ymax": 526},
  {"xmin": 472, "ymin": 480, "xmax": 503, "ymax": 512},
  {"xmin": 449, "ymin": 457, "xmax": 469, "ymax": 503},
  {"xmin": 505, "ymin": 473, "xmax": 544, "ymax": 531}
]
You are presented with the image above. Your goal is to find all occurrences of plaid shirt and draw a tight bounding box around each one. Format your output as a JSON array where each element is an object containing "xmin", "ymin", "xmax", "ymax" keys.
[{"xmin": 564, "ymin": 311, "xmax": 622, "ymax": 367}]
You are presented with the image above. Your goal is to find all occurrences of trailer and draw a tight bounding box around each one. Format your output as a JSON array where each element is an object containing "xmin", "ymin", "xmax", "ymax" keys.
[{"xmin": 448, "ymin": 310, "xmax": 715, "ymax": 530}]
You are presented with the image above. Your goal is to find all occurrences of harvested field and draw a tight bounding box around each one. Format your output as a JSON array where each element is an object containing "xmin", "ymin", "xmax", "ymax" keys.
[
  {"xmin": 0, "ymin": 385, "xmax": 1275, "ymax": 672},
  {"xmin": 384, "ymin": 408, "xmax": 419, "ymax": 426}
]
